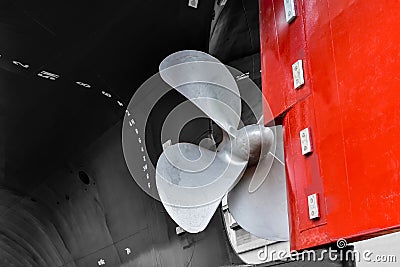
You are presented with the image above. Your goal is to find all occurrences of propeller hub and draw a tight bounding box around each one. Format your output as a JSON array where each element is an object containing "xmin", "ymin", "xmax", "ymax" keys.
[{"xmin": 230, "ymin": 125, "xmax": 274, "ymax": 166}]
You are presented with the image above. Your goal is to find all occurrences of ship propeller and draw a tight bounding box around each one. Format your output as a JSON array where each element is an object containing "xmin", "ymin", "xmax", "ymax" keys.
[{"xmin": 156, "ymin": 50, "xmax": 289, "ymax": 241}]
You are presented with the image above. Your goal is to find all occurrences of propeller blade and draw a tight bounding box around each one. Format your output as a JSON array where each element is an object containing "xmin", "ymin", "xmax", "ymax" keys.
[
  {"xmin": 163, "ymin": 199, "xmax": 222, "ymax": 233},
  {"xmin": 227, "ymin": 156, "xmax": 289, "ymax": 241},
  {"xmin": 156, "ymin": 142, "xmax": 247, "ymax": 232},
  {"xmin": 156, "ymin": 142, "xmax": 247, "ymax": 207},
  {"xmin": 159, "ymin": 50, "xmax": 242, "ymax": 135}
]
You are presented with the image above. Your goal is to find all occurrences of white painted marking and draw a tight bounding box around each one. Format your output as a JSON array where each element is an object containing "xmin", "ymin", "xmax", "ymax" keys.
[
  {"xmin": 38, "ymin": 70, "xmax": 59, "ymax": 80},
  {"xmin": 76, "ymin": 81, "xmax": 91, "ymax": 88}
]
